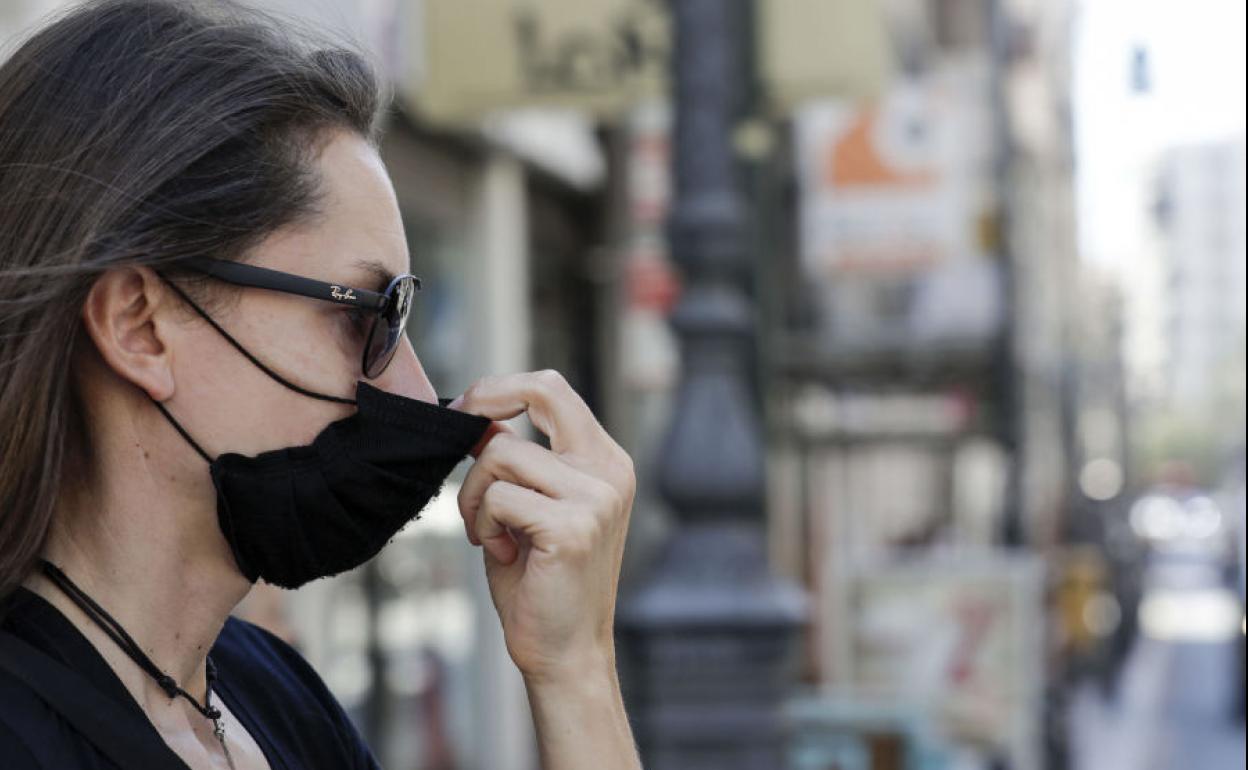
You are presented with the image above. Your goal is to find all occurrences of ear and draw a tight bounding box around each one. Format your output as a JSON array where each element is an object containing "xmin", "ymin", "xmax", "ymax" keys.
[{"xmin": 81, "ymin": 266, "xmax": 177, "ymax": 402}]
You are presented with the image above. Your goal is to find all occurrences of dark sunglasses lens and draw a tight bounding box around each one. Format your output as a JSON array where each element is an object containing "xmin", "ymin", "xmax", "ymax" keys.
[{"xmin": 363, "ymin": 276, "xmax": 416, "ymax": 378}]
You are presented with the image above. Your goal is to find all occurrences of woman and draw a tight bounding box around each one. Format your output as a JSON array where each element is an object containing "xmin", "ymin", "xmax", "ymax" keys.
[{"xmin": 0, "ymin": 1, "xmax": 640, "ymax": 769}]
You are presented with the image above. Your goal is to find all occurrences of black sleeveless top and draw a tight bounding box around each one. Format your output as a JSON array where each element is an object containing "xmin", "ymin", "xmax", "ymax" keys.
[{"xmin": 0, "ymin": 587, "xmax": 380, "ymax": 769}]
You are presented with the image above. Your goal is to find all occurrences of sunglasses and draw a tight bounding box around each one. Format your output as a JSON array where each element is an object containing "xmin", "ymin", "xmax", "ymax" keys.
[{"xmin": 182, "ymin": 257, "xmax": 422, "ymax": 379}]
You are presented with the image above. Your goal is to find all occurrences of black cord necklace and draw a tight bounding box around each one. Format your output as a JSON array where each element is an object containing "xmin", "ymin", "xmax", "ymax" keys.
[{"xmin": 38, "ymin": 559, "xmax": 237, "ymax": 769}]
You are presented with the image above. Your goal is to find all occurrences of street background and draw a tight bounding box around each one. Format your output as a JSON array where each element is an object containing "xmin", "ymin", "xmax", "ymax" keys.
[{"xmin": 3, "ymin": 1, "xmax": 1244, "ymax": 768}]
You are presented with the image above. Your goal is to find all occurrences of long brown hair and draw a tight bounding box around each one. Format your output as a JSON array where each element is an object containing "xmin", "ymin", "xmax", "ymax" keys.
[{"xmin": 0, "ymin": 0, "xmax": 387, "ymax": 599}]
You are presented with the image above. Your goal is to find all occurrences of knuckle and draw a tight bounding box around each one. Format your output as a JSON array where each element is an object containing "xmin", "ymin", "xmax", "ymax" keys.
[
  {"xmin": 616, "ymin": 450, "xmax": 637, "ymax": 491},
  {"xmin": 476, "ymin": 431, "xmax": 514, "ymax": 468},
  {"xmin": 560, "ymin": 515, "xmax": 599, "ymax": 560},
  {"xmin": 481, "ymin": 481, "xmax": 507, "ymax": 510},
  {"xmin": 594, "ymin": 446, "xmax": 636, "ymax": 504},
  {"xmin": 462, "ymin": 378, "xmax": 488, "ymax": 405},
  {"xmin": 587, "ymin": 476, "xmax": 624, "ymax": 518},
  {"xmin": 533, "ymin": 368, "xmax": 569, "ymax": 398},
  {"xmin": 475, "ymin": 489, "xmax": 505, "ymax": 538},
  {"xmin": 537, "ymin": 368, "xmax": 566, "ymax": 387}
]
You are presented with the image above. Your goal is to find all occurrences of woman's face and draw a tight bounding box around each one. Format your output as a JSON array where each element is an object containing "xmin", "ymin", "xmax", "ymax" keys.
[{"xmin": 163, "ymin": 130, "xmax": 436, "ymax": 458}]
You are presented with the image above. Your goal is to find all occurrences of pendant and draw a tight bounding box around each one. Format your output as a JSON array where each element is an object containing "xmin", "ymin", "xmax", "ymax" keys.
[{"xmin": 212, "ymin": 716, "xmax": 238, "ymax": 770}]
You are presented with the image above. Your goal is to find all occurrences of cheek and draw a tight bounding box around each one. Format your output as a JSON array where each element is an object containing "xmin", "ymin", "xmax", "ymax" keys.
[
  {"xmin": 203, "ymin": 382, "xmax": 349, "ymax": 454},
  {"xmin": 245, "ymin": 385, "xmax": 342, "ymax": 448},
  {"xmin": 246, "ymin": 299, "xmax": 360, "ymax": 394},
  {"xmin": 329, "ymin": 309, "xmax": 369, "ymax": 371},
  {"xmin": 173, "ymin": 308, "xmax": 354, "ymax": 455}
]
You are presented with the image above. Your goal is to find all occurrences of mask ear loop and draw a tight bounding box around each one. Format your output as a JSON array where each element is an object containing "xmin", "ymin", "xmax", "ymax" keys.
[
  {"xmin": 152, "ymin": 398, "xmax": 213, "ymax": 465},
  {"xmin": 158, "ymin": 273, "xmax": 357, "ymax": 407}
]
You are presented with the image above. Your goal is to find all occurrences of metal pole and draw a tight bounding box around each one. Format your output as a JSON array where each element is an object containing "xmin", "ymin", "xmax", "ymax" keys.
[
  {"xmin": 987, "ymin": 0, "xmax": 1025, "ymax": 547},
  {"xmin": 617, "ymin": 2, "xmax": 807, "ymax": 767}
]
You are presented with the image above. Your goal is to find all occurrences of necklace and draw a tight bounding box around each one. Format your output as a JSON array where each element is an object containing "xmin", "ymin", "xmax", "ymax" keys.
[{"xmin": 38, "ymin": 559, "xmax": 238, "ymax": 770}]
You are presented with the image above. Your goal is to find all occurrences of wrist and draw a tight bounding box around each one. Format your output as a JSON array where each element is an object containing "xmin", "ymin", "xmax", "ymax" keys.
[
  {"xmin": 521, "ymin": 644, "xmax": 619, "ymax": 694},
  {"xmin": 522, "ymin": 644, "xmax": 641, "ymax": 770}
]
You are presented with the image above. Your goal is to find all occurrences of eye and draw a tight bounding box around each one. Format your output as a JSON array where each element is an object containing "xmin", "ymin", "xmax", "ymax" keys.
[{"xmin": 340, "ymin": 307, "xmax": 370, "ymax": 337}]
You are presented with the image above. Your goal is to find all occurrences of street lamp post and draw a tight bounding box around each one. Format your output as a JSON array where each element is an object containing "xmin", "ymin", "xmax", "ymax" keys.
[{"xmin": 617, "ymin": 1, "xmax": 807, "ymax": 768}]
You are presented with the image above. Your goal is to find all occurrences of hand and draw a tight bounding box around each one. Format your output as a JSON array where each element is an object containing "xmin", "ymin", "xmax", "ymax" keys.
[{"xmin": 449, "ymin": 370, "xmax": 636, "ymax": 684}]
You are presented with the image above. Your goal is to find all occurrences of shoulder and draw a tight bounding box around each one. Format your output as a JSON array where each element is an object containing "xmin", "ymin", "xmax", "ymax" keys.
[
  {"xmin": 214, "ymin": 616, "xmax": 327, "ymax": 693},
  {"xmin": 212, "ymin": 616, "xmax": 346, "ymax": 718},
  {"xmin": 0, "ymin": 673, "xmax": 49, "ymax": 769},
  {"xmin": 0, "ymin": 722, "xmax": 43, "ymax": 770},
  {"xmin": 0, "ymin": 662, "xmax": 106, "ymax": 769},
  {"xmin": 212, "ymin": 617, "xmax": 380, "ymax": 770}
]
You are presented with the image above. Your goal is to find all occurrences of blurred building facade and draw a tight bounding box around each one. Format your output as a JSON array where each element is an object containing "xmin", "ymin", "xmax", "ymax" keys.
[{"xmin": 1154, "ymin": 141, "xmax": 1247, "ymax": 409}]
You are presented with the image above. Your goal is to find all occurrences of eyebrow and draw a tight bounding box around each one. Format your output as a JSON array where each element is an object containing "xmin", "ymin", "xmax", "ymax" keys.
[{"xmin": 351, "ymin": 258, "xmax": 399, "ymax": 292}]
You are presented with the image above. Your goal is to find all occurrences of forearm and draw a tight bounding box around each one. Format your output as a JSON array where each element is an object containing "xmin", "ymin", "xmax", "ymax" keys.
[{"xmin": 523, "ymin": 650, "xmax": 642, "ymax": 770}]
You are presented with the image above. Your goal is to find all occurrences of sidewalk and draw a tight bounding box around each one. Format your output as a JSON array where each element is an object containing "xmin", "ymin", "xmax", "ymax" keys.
[{"xmin": 1068, "ymin": 550, "xmax": 1245, "ymax": 770}]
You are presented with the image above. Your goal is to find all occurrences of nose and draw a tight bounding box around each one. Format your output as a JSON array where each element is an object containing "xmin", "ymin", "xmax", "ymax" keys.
[{"xmin": 372, "ymin": 335, "xmax": 438, "ymax": 404}]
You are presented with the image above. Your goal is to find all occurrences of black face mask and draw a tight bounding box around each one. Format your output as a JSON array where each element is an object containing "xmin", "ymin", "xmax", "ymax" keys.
[{"xmin": 153, "ymin": 291, "xmax": 492, "ymax": 590}]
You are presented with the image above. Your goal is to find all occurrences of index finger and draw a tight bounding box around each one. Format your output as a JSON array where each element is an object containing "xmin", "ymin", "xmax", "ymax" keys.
[{"xmin": 450, "ymin": 370, "xmax": 604, "ymax": 456}]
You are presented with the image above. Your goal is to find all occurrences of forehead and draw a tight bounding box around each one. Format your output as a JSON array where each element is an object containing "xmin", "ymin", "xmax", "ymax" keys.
[{"xmin": 252, "ymin": 130, "xmax": 409, "ymax": 286}]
